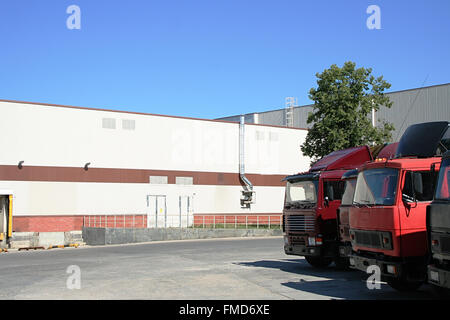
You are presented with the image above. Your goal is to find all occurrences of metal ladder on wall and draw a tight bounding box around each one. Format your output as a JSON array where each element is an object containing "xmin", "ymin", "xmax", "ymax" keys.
[{"xmin": 285, "ymin": 97, "xmax": 297, "ymax": 128}]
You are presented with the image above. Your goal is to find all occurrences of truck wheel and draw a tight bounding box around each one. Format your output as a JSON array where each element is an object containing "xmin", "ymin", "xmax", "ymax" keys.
[
  {"xmin": 431, "ymin": 285, "xmax": 450, "ymax": 299},
  {"xmin": 334, "ymin": 257, "xmax": 351, "ymax": 270},
  {"xmin": 305, "ymin": 256, "xmax": 333, "ymax": 268},
  {"xmin": 387, "ymin": 279, "xmax": 423, "ymax": 292}
]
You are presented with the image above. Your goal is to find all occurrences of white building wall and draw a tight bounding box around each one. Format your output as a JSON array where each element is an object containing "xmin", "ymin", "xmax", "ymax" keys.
[
  {"xmin": 0, "ymin": 101, "xmax": 309, "ymax": 175},
  {"xmin": 0, "ymin": 101, "xmax": 311, "ymax": 227}
]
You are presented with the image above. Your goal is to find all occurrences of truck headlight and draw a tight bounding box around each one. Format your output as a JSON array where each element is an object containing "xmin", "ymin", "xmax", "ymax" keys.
[
  {"xmin": 308, "ymin": 236, "xmax": 323, "ymax": 246},
  {"xmin": 430, "ymin": 270, "xmax": 440, "ymax": 283},
  {"xmin": 386, "ymin": 265, "xmax": 397, "ymax": 275}
]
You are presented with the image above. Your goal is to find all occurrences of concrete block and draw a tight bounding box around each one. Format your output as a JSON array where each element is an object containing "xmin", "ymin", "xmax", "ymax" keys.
[
  {"xmin": 10, "ymin": 240, "xmax": 32, "ymax": 249},
  {"xmin": 12, "ymin": 232, "xmax": 37, "ymax": 241},
  {"xmin": 39, "ymin": 232, "xmax": 65, "ymax": 247},
  {"xmin": 10, "ymin": 232, "xmax": 40, "ymax": 248},
  {"xmin": 64, "ymin": 231, "xmax": 83, "ymax": 245}
]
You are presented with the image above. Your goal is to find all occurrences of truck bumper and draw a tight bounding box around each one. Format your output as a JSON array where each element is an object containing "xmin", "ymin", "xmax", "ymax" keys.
[
  {"xmin": 284, "ymin": 244, "xmax": 322, "ymax": 257},
  {"xmin": 428, "ymin": 265, "xmax": 450, "ymax": 289},
  {"xmin": 349, "ymin": 253, "xmax": 402, "ymax": 279}
]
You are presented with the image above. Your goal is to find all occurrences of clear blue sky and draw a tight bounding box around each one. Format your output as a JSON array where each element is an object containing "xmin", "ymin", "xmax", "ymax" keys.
[{"xmin": 0, "ymin": 0, "xmax": 449, "ymax": 119}]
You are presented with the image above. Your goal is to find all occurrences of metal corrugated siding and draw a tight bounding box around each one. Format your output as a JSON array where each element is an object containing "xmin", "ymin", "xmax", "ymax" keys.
[
  {"xmin": 376, "ymin": 84, "xmax": 450, "ymax": 141},
  {"xmin": 217, "ymin": 84, "xmax": 450, "ymax": 140},
  {"xmin": 258, "ymin": 109, "xmax": 286, "ymax": 126},
  {"xmin": 216, "ymin": 114, "xmax": 256, "ymax": 123},
  {"xmin": 293, "ymin": 105, "xmax": 314, "ymax": 129}
]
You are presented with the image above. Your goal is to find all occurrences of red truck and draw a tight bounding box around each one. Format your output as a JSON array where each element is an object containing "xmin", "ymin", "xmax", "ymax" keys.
[
  {"xmin": 336, "ymin": 143, "xmax": 398, "ymax": 269},
  {"xmin": 283, "ymin": 146, "xmax": 373, "ymax": 267},
  {"xmin": 348, "ymin": 122, "xmax": 449, "ymax": 291}
]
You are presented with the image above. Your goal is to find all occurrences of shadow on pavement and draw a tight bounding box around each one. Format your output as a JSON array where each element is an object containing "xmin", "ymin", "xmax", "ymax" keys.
[{"xmin": 235, "ymin": 258, "xmax": 436, "ymax": 300}]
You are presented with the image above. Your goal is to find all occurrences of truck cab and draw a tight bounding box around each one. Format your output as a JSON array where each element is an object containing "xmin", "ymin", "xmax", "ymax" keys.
[
  {"xmin": 336, "ymin": 143, "xmax": 398, "ymax": 269},
  {"xmin": 349, "ymin": 121, "xmax": 449, "ymax": 291},
  {"xmin": 283, "ymin": 146, "xmax": 373, "ymax": 267},
  {"xmin": 427, "ymin": 150, "xmax": 450, "ymax": 294}
]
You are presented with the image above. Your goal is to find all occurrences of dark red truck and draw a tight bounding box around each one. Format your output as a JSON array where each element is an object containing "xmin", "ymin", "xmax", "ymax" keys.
[{"xmin": 283, "ymin": 146, "xmax": 373, "ymax": 267}]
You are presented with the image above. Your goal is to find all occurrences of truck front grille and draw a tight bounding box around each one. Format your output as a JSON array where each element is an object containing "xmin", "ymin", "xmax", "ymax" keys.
[
  {"xmin": 285, "ymin": 214, "xmax": 315, "ymax": 233},
  {"xmin": 354, "ymin": 230, "xmax": 383, "ymax": 249},
  {"xmin": 290, "ymin": 236, "xmax": 306, "ymax": 246}
]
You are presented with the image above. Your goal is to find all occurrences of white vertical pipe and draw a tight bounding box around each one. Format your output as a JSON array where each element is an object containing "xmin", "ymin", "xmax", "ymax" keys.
[{"xmin": 239, "ymin": 116, "xmax": 253, "ymax": 191}]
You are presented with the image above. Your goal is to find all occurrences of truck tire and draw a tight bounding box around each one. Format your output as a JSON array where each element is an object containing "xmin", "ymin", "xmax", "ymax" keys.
[
  {"xmin": 334, "ymin": 257, "xmax": 351, "ymax": 270},
  {"xmin": 431, "ymin": 285, "xmax": 450, "ymax": 299},
  {"xmin": 305, "ymin": 256, "xmax": 333, "ymax": 268},
  {"xmin": 387, "ymin": 278, "xmax": 423, "ymax": 292}
]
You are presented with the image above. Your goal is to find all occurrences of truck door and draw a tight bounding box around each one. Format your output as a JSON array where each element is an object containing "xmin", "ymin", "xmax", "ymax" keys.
[
  {"xmin": 322, "ymin": 180, "xmax": 345, "ymax": 221},
  {"xmin": 400, "ymin": 170, "xmax": 436, "ymax": 256}
]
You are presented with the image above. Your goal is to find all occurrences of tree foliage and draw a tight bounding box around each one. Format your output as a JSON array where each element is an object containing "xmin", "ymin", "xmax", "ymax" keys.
[{"xmin": 301, "ymin": 61, "xmax": 395, "ymax": 161}]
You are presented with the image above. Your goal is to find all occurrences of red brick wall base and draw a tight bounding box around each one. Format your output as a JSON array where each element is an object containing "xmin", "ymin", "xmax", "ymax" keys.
[
  {"xmin": 13, "ymin": 215, "xmax": 147, "ymax": 232},
  {"xmin": 12, "ymin": 214, "xmax": 282, "ymax": 232},
  {"xmin": 13, "ymin": 216, "xmax": 84, "ymax": 233}
]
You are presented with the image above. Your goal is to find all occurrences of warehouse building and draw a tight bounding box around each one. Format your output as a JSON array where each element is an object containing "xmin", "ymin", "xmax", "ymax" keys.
[
  {"xmin": 0, "ymin": 100, "xmax": 310, "ymax": 242},
  {"xmin": 218, "ymin": 83, "xmax": 450, "ymax": 141}
]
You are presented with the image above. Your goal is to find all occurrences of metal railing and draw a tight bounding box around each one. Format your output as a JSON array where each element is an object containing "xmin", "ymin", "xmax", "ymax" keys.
[
  {"xmin": 192, "ymin": 215, "xmax": 282, "ymax": 229},
  {"xmin": 83, "ymin": 215, "xmax": 147, "ymax": 229},
  {"xmin": 83, "ymin": 214, "xmax": 283, "ymax": 229}
]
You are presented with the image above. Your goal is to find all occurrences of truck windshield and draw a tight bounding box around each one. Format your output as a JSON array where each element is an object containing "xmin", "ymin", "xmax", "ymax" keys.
[
  {"xmin": 285, "ymin": 180, "xmax": 318, "ymax": 204},
  {"xmin": 341, "ymin": 179, "xmax": 357, "ymax": 206},
  {"xmin": 435, "ymin": 159, "xmax": 450, "ymax": 201},
  {"xmin": 353, "ymin": 168, "xmax": 399, "ymax": 206}
]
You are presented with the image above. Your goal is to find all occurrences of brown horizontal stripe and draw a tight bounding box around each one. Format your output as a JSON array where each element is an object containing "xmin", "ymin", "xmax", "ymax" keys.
[{"xmin": 0, "ymin": 165, "xmax": 287, "ymax": 186}]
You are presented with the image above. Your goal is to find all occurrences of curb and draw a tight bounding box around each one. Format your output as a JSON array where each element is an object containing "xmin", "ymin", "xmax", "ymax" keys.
[
  {"xmin": 11, "ymin": 243, "xmax": 83, "ymax": 252},
  {"xmin": 47, "ymin": 243, "xmax": 80, "ymax": 249},
  {"xmin": 18, "ymin": 246, "xmax": 46, "ymax": 251}
]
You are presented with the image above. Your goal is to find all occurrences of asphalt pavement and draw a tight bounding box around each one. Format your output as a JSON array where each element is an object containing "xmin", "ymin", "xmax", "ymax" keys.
[{"xmin": 0, "ymin": 237, "xmax": 437, "ymax": 300}]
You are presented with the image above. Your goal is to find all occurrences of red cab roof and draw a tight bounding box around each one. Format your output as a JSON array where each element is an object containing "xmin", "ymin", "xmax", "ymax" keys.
[
  {"xmin": 310, "ymin": 146, "xmax": 373, "ymax": 172},
  {"xmin": 376, "ymin": 142, "xmax": 399, "ymax": 160},
  {"xmin": 361, "ymin": 157, "xmax": 442, "ymax": 171}
]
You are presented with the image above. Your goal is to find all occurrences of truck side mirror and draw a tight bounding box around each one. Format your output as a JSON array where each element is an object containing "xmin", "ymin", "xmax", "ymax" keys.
[
  {"xmin": 324, "ymin": 196, "xmax": 330, "ymax": 207},
  {"xmin": 327, "ymin": 185, "xmax": 334, "ymax": 201},
  {"xmin": 402, "ymin": 171, "xmax": 415, "ymax": 204}
]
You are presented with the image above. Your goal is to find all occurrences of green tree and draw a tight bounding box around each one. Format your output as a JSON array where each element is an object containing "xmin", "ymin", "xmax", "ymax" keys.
[{"xmin": 301, "ymin": 61, "xmax": 394, "ymax": 161}]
